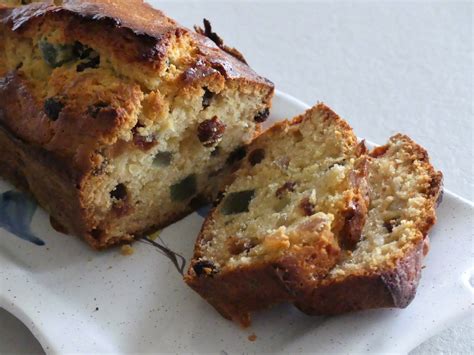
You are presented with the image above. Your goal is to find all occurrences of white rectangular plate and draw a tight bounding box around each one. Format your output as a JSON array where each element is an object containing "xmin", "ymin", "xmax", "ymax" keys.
[{"xmin": 0, "ymin": 91, "xmax": 473, "ymax": 354}]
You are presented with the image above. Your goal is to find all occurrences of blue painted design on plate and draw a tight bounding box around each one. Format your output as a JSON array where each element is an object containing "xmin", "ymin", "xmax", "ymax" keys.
[
  {"xmin": 0, "ymin": 190, "xmax": 45, "ymax": 246},
  {"xmin": 196, "ymin": 204, "xmax": 212, "ymax": 218}
]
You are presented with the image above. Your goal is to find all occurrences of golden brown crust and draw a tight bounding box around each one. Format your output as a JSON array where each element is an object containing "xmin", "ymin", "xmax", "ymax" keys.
[
  {"xmin": 185, "ymin": 226, "xmax": 340, "ymax": 326},
  {"xmin": 0, "ymin": 0, "xmax": 272, "ymax": 86},
  {"xmin": 295, "ymin": 238, "xmax": 424, "ymax": 314}
]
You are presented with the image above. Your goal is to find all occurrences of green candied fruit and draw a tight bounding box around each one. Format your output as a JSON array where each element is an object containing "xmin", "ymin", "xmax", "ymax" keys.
[
  {"xmin": 39, "ymin": 41, "xmax": 75, "ymax": 68},
  {"xmin": 221, "ymin": 190, "xmax": 255, "ymax": 215},
  {"xmin": 170, "ymin": 174, "xmax": 197, "ymax": 201},
  {"xmin": 153, "ymin": 151, "xmax": 172, "ymax": 167}
]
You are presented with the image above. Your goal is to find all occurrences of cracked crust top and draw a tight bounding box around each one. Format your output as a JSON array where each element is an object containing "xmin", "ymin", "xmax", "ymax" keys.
[{"xmin": 0, "ymin": 0, "xmax": 273, "ymax": 184}]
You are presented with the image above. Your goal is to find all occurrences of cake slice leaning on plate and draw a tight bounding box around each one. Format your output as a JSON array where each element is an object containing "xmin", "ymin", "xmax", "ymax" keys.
[
  {"xmin": 0, "ymin": 0, "xmax": 273, "ymax": 248},
  {"xmin": 185, "ymin": 103, "xmax": 369, "ymax": 326},
  {"xmin": 295, "ymin": 134, "xmax": 443, "ymax": 314}
]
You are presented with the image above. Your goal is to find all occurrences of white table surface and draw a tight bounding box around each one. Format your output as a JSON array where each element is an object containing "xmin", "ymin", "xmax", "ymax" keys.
[{"xmin": 1, "ymin": 0, "xmax": 472, "ymax": 353}]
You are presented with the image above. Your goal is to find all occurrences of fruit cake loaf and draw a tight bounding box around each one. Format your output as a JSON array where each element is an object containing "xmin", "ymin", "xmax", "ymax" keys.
[
  {"xmin": 295, "ymin": 134, "xmax": 443, "ymax": 315},
  {"xmin": 0, "ymin": 0, "xmax": 274, "ymax": 248},
  {"xmin": 185, "ymin": 103, "xmax": 369, "ymax": 326}
]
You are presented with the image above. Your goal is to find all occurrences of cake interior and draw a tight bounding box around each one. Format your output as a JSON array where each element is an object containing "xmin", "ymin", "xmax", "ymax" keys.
[
  {"xmin": 329, "ymin": 136, "xmax": 439, "ymax": 277},
  {"xmin": 196, "ymin": 107, "xmax": 363, "ymax": 269}
]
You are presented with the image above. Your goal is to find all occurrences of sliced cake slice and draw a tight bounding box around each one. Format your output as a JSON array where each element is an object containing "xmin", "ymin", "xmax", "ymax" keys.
[
  {"xmin": 185, "ymin": 103, "xmax": 369, "ymax": 326},
  {"xmin": 295, "ymin": 134, "xmax": 443, "ymax": 315}
]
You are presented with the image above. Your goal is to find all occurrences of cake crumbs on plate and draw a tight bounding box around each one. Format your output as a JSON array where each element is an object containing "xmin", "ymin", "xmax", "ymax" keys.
[
  {"xmin": 248, "ymin": 334, "xmax": 257, "ymax": 342},
  {"xmin": 120, "ymin": 244, "xmax": 134, "ymax": 256}
]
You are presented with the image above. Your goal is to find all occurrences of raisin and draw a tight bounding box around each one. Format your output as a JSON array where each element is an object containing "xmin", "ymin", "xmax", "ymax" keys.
[
  {"xmin": 300, "ymin": 197, "xmax": 315, "ymax": 216},
  {"xmin": 44, "ymin": 97, "xmax": 64, "ymax": 121},
  {"xmin": 89, "ymin": 228, "xmax": 104, "ymax": 240},
  {"xmin": 276, "ymin": 181, "xmax": 296, "ymax": 198},
  {"xmin": 88, "ymin": 102, "xmax": 109, "ymax": 118},
  {"xmin": 39, "ymin": 41, "xmax": 74, "ymax": 68},
  {"xmin": 197, "ymin": 116, "xmax": 226, "ymax": 147},
  {"xmin": 193, "ymin": 260, "xmax": 218, "ymax": 277},
  {"xmin": 221, "ymin": 190, "xmax": 255, "ymax": 215},
  {"xmin": 73, "ymin": 42, "xmax": 100, "ymax": 72},
  {"xmin": 226, "ymin": 146, "xmax": 246, "ymax": 165},
  {"xmin": 133, "ymin": 133, "xmax": 156, "ymax": 151},
  {"xmin": 227, "ymin": 236, "xmax": 256, "ymax": 255},
  {"xmin": 153, "ymin": 151, "xmax": 172, "ymax": 167},
  {"xmin": 110, "ymin": 183, "xmax": 127, "ymax": 200},
  {"xmin": 248, "ymin": 148, "xmax": 265, "ymax": 166},
  {"xmin": 202, "ymin": 87, "xmax": 214, "ymax": 108},
  {"xmin": 383, "ymin": 219, "xmax": 400, "ymax": 233},
  {"xmin": 72, "ymin": 42, "xmax": 93, "ymax": 59},
  {"xmin": 170, "ymin": 174, "xmax": 197, "ymax": 201},
  {"xmin": 254, "ymin": 108, "xmax": 270, "ymax": 123},
  {"xmin": 77, "ymin": 55, "xmax": 100, "ymax": 72}
]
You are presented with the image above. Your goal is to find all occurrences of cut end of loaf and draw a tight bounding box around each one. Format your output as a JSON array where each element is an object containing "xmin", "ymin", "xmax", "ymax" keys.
[
  {"xmin": 185, "ymin": 103, "xmax": 369, "ymax": 324},
  {"xmin": 0, "ymin": 0, "xmax": 274, "ymax": 248}
]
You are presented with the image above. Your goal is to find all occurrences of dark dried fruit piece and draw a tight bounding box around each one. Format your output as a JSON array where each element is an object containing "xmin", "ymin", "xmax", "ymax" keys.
[
  {"xmin": 276, "ymin": 181, "xmax": 296, "ymax": 198},
  {"xmin": 202, "ymin": 87, "xmax": 214, "ymax": 108},
  {"xmin": 72, "ymin": 41, "xmax": 93, "ymax": 59},
  {"xmin": 88, "ymin": 102, "xmax": 109, "ymax": 118},
  {"xmin": 226, "ymin": 146, "xmax": 246, "ymax": 165},
  {"xmin": 77, "ymin": 55, "xmax": 100, "ymax": 72},
  {"xmin": 39, "ymin": 41, "xmax": 74, "ymax": 68},
  {"xmin": 193, "ymin": 259, "xmax": 218, "ymax": 277},
  {"xmin": 383, "ymin": 219, "xmax": 400, "ymax": 233},
  {"xmin": 89, "ymin": 228, "xmax": 104, "ymax": 240},
  {"xmin": 153, "ymin": 151, "xmax": 172, "ymax": 167},
  {"xmin": 73, "ymin": 42, "xmax": 100, "ymax": 72},
  {"xmin": 254, "ymin": 108, "xmax": 270, "ymax": 123},
  {"xmin": 227, "ymin": 236, "xmax": 257, "ymax": 255},
  {"xmin": 110, "ymin": 183, "xmax": 127, "ymax": 200},
  {"xmin": 221, "ymin": 190, "xmax": 255, "ymax": 215},
  {"xmin": 248, "ymin": 148, "xmax": 265, "ymax": 166},
  {"xmin": 197, "ymin": 116, "xmax": 226, "ymax": 147},
  {"xmin": 300, "ymin": 197, "xmax": 315, "ymax": 216},
  {"xmin": 170, "ymin": 174, "xmax": 197, "ymax": 201},
  {"xmin": 44, "ymin": 97, "xmax": 64, "ymax": 121},
  {"xmin": 133, "ymin": 133, "xmax": 156, "ymax": 151}
]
